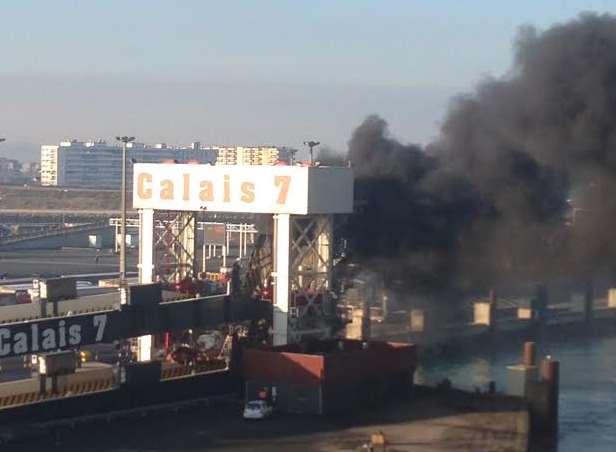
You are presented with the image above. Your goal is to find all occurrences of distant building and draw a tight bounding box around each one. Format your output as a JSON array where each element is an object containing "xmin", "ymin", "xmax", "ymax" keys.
[
  {"xmin": 213, "ymin": 146, "xmax": 296, "ymax": 166},
  {"xmin": 0, "ymin": 158, "xmax": 36, "ymax": 185},
  {"xmin": 40, "ymin": 140, "xmax": 215, "ymax": 187},
  {"xmin": 20, "ymin": 161, "xmax": 40, "ymax": 183},
  {"xmin": 40, "ymin": 140, "xmax": 297, "ymax": 187}
]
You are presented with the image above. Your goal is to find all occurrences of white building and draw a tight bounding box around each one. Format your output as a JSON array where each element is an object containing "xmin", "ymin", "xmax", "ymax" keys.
[
  {"xmin": 40, "ymin": 140, "xmax": 215, "ymax": 187},
  {"xmin": 213, "ymin": 146, "xmax": 296, "ymax": 166}
]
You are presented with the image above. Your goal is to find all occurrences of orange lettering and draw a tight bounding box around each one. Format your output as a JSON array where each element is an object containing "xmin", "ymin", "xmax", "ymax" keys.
[
  {"xmin": 274, "ymin": 176, "xmax": 291, "ymax": 204},
  {"xmin": 182, "ymin": 174, "xmax": 190, "ymax": 201},
  {"xmin": 160, "ymin": 180, "xmax": 174, "ymax": 200},
  {"xmin": 199, "ymin": 181, "xmax": 214, "ymax": 201},
  {"xmin": 137, "ymin": 173, "xmax": 152, "ymax": 199},
  {"xmin": 223, "ymin": 175, "xmax": 231, "ymax": 202},
  {"xmin": 240, "ymin": 182, "xmax": 255, "ymax": 203}
]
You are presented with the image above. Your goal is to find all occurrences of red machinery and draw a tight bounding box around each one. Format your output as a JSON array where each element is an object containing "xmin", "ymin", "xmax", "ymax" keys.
[
  {"xmin": 174, "ymin": 277, "xmax": 204, "ymax": 297},
  {"xmin": 167, "ymin": 330, "xmax": 234, "ymax": 369}
]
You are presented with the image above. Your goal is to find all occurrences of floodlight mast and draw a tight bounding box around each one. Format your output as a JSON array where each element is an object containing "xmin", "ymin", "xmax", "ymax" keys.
[
  {"xmin": 115, "ymin": 135, "xmax": 136, "ymax": 285},
  {"xmin": 303, "ymin": 140, "xmax": 320, "ymax": 165}
]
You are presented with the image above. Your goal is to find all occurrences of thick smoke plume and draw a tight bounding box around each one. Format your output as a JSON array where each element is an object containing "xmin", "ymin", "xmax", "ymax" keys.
[{"xmin": 345, "ymin": 13, "xmax": 616, "ymax": 293}]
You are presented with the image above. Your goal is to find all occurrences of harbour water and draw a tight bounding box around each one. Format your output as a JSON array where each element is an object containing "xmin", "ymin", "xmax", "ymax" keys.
[{"xmin": 417, "ymin": 332, "xmax": 616, "ymax": 452}]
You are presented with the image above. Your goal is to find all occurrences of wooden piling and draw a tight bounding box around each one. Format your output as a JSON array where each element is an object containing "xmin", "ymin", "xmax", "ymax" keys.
[
  {"xmin": 527, "ymin": 356, "xmax": 559, "ymax": 436},
  {"xmin": 523, "ymin": 342, "xmax": 536, "ymax": 367},
  {"xmin": 540, "ymin": 358, "xmax": 559, "ymax": 391}
]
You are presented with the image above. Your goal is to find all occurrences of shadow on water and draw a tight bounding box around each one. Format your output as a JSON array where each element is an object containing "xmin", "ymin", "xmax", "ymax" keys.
[{"xmin": 418, "ymin": 328, "xmax": 616, "ymax": 452}]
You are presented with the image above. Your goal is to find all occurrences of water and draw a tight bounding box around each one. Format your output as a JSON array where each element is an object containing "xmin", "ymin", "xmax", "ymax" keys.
[{"xmin": 417, "ymin": 333, "xmax": 616, "ymax": 452}]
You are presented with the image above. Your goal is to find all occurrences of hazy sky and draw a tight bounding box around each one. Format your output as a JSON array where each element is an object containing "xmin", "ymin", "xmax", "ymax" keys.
[{"xmin": 1, "ymin": 0, "xmax": 615, "ymax": 161}]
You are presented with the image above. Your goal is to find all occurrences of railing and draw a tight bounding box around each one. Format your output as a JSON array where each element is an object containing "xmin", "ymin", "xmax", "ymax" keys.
[
  {"xmin": 108, "ymin": 217, "xmax": 258, "ymax": 234},
  {"xmin": 160, "ymin": 361, "xmax": 227, "ymax": 380},
  {"xmin": 0, "ymin": 222, "xmax": 108, "ymax": 246}
]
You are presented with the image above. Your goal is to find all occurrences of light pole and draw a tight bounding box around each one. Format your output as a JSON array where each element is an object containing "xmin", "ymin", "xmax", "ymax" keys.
[
  {"xmin": 303, "ymin": 140, "xmax": 320, "ymax": 165},
  {"xmin": 287, "ymin": 147, "xmax": 298, "ymax": 165},
  {"xmin": 115, "ymin": 136, "xmax": 135, "ymax": 285}
]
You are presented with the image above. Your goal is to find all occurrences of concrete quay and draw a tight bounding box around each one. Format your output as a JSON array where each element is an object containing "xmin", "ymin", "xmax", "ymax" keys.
[
  {"xmin": 370, "ymin": 294, "xmax": 616, "ymax": 349},
  {"xmin": 0, "ymin": 387, "xmax": 530, "ymax": 452}
]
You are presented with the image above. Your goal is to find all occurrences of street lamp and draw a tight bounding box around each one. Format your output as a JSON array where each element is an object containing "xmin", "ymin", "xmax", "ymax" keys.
[
  {"xmin": 115, "ymin": 135, "xmax": 135, "ymax": 285},
  {"xmin": 287, "ymin": 148, "xmax": 299, "ymax": 165},
  {"xmin": 303, "ymin": 140, "xmax": 320, "ymax": 165}
]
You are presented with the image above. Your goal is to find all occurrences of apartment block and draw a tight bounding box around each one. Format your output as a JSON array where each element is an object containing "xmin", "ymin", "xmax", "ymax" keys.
[
  {"xmin": 40, "ymin": 140, "xmax": 215, "ymax": 188},
  {"xmin": 213, "ymin": 146, "xmax": 295, "ymax": 166}
]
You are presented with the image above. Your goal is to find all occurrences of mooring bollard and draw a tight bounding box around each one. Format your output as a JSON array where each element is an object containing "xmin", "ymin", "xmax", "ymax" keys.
[
  {"xmin": 541, "ymin": 357, "xmax": 559, "ymax": 386},
  {"xmin": 523, "ymin": 355, "xmax": 560, "ymax": 436},
  {"xmin": 507, "ymin": 343, "xmax": 560, "ymax": 435},
  {"xmin": 541, "ymin": 356, "xmax": 560, "ymax": 433},
  {"xmin": 523, "ymin": 341, "xmax": 536, "ymax": 367},
  {"xmin": 506, "ymin": 342, "xmax": 538, "ymax": 397}
]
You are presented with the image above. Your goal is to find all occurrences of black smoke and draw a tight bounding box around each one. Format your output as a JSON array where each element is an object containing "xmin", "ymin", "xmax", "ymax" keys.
[
  {"xmin": 315, "ymin": 146, "xmax": 346, "ymax": 167},
  {"xmin": 345, "ymin": 13, "xmax": 616, "ymax": 293}
]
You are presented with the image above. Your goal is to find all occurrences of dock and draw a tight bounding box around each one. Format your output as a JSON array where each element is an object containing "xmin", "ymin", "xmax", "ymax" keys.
[{"xmin": 0, "ymin": 387, "xmax": 530, "ymax": 451}]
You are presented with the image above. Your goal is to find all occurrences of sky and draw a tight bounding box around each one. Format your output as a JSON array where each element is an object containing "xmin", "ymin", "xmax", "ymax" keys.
[{"xmin": 1, "ymin": 0, "xmax": 615, "ymax": 161}]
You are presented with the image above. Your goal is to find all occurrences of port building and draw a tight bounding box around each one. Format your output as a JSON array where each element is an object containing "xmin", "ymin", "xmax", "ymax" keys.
[{"xmin": 242, "ymin": 340, "xmax": 416, "ymax": 414}]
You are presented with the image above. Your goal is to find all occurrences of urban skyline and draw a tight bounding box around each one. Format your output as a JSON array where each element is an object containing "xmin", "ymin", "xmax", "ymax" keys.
[
  {"xmin": 39, "ymin": 139, "xmax": 297, "ymax": 188},
  {"xmin": 4, "ymin": 1, "xmax": 612, "ymax": 163}
]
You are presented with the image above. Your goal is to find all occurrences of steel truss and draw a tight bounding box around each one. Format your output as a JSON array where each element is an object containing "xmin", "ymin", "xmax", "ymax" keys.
[
  {"xmin": 153, "ymin": 211, "xmax": 196, "ymax": 283},
  {"xmin": 287, "ymin": 215, "xmax": 334, "ymax": 338},
  {"xmin": 245, "ymin": 219, "xmax": 274, "ymax": 299}
]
